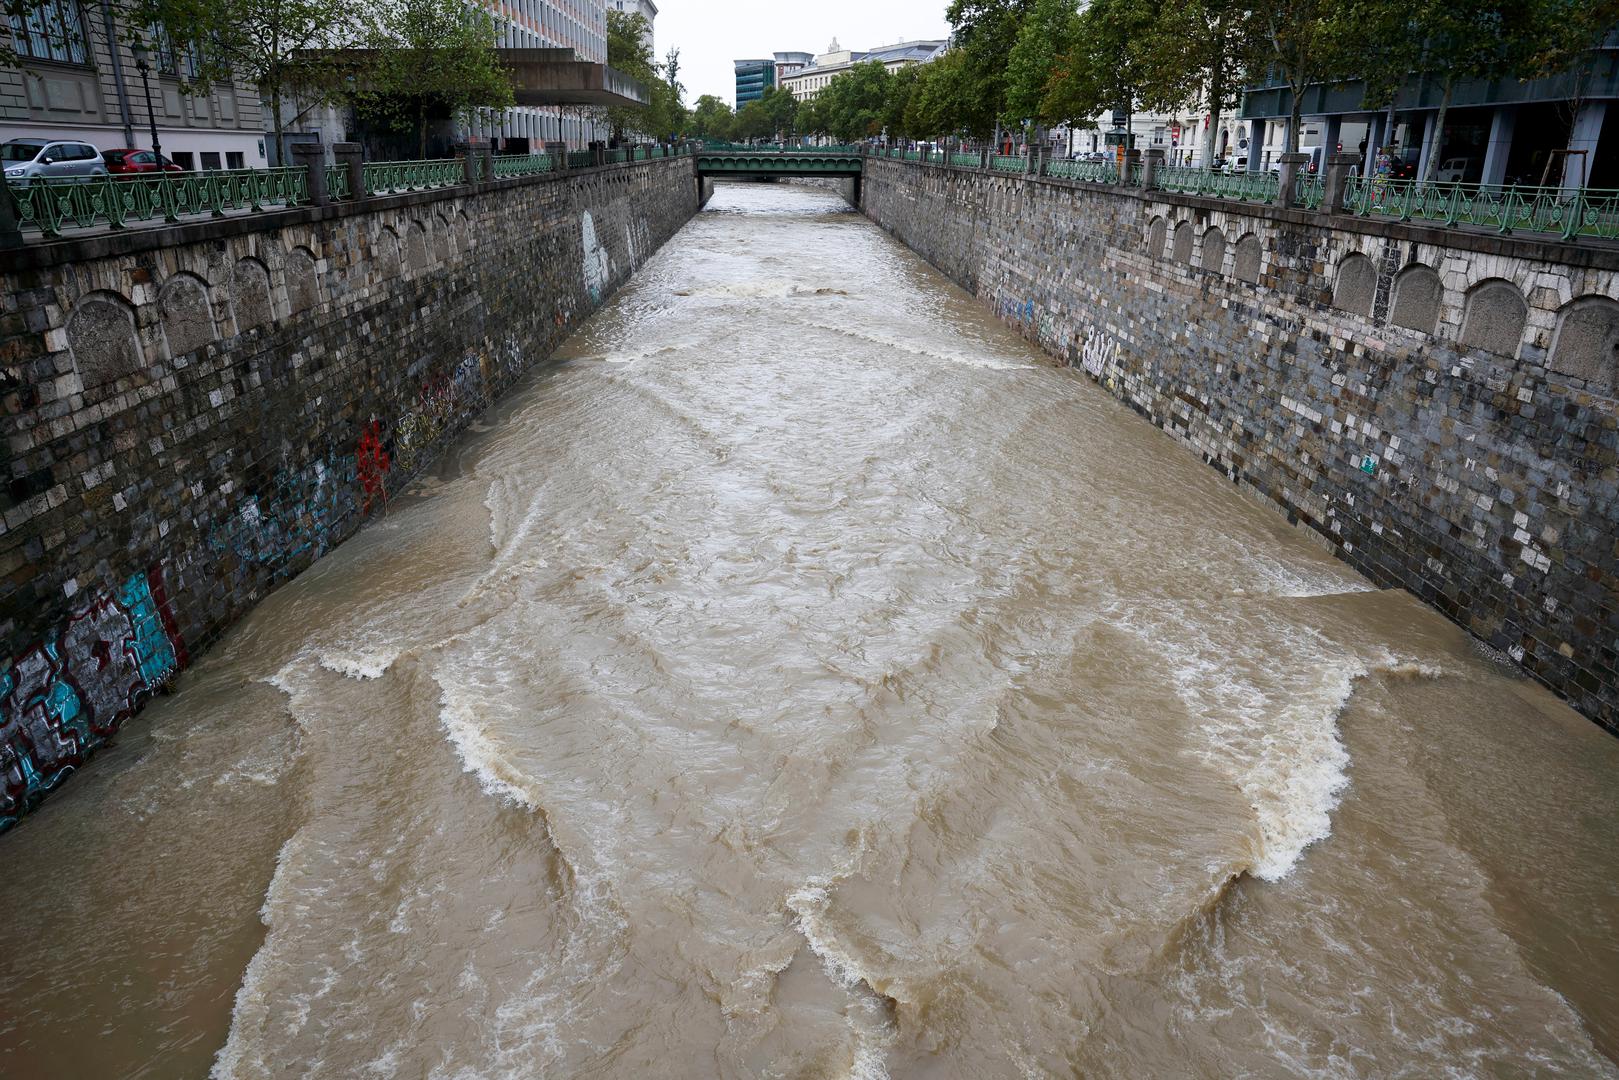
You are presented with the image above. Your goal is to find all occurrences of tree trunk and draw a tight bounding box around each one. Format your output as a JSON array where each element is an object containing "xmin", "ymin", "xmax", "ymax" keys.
[
  {"xmin": 1422, "ymin": 78, "xmax": 1454, "ymax": 183},
  {"xmin": 271, "ymin": 84, "xmax": 285, "ymax": 168},
  {"xmin": 1287, "ymin": 81, "xmax": 1303, "ymax": 155},
  {"xmin": 418, "ymin": 100, "xmax": 427, "ymax": 160}
]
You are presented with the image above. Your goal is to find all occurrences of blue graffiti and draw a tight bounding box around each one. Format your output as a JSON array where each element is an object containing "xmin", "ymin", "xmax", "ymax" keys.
[{"xmin": 1, "ymin": 569, "xmax": 184, "ymax": 829}]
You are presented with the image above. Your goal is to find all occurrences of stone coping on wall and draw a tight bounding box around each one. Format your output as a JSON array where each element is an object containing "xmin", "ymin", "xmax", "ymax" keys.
[
  {"xmin": 3, "ymin": 156, "xmax": 697, "ymax": 274},
  {"xmin": 875, "ymin": 158, "xmax": 1619, "ymax": 274}
]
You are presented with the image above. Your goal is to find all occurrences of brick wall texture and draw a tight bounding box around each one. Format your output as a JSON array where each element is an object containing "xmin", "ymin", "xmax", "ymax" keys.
[
  {"xmin": 0, "ymin": 158, "xmax": 706, "ymax": 827},
  {"xmin": 861, "ymin": 157, "xmax": 1618, "ymax": 734}
]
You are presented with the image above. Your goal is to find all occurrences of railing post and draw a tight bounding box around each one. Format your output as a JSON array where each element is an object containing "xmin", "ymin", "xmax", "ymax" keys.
[
  {"xmin": 333, "ymin": 142, "xmax": 365, "ymax": 201},
  {"xmin": 479, "ymin": 144, "xmax": 494, "ymax": 187},
  {"xmin": 454, "ymin": 142, "xmax": 476, "ymax": 186},
  {"xmin": 1321, "ymin": 152, "xmax": 1360, "ymax": 215},
  {"xmin": 0, "ymin": 181, "xmax": 24, "ymax": 248},
  {"xmin": 1142, "ymin": 148, "xmax": 1164, "ymax": 191},
  {"xmin": 546, "ymin": 141, "xmax": 568, "ymax": 171},
  {"xmin": 1276, "ymin": 152, "xmax": 1310, "ymax": 209},
  {"xmin": 290, "ymin": 142, "xmax": 327, "ymax": 206},
  {"xmin": 1123, "ymin": 148, "xmax": 1142, "ymax": 186},
  {"xmin": 590, "ymin": 141, "xmax": 606, "ymax": 167}
]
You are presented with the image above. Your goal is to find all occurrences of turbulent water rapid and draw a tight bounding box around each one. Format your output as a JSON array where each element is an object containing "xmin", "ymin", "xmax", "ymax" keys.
[{"xmin": 2, "ymin": 183, "xmax": 1617, "ymax": 1080}]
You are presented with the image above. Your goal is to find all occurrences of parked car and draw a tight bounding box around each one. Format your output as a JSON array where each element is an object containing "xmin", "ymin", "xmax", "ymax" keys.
[
  {"xmin": 102, "ymin": 148, "xmax": 185, "ymax": 175},
  {"xmin": 1, "ymin": 138, "xmax": 108, "ymax": 184},
  {"xmin": 1435, "ymin": 156, "xmax": 1473, "ymax": 183}
]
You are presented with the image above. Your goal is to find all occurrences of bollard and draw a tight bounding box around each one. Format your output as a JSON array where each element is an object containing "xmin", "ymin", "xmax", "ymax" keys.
[
  {"xmin": 453, "ymin": 142, "xmax": 477, "ymax": 186},
  {"xmin": 1276, "ymin": 152, "xmax": 1310, "ymax": 209},
  {"xmin": 1321, "ymin": 152, "xmax": 1361, "ymax": 215},
  {"xmin": 333, "ymin": 142, "xmax": 364, "ymax": 200},
  {"xmin": 291, "ymin": 142, "xmax": 328, "ymax": 206},
  {"xmin": 1142, "ymin": 148, "xmax": 1165, "ymax": 192}
]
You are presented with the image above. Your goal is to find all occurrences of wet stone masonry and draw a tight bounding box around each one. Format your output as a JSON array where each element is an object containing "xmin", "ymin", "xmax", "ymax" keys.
[
  {"xmin": 0, "ymin": 158, "xmax": 711, "ymax": 828},
  {"xmin": 860, "ymin": 157, "xmax": 1619, "ymax": 734}
]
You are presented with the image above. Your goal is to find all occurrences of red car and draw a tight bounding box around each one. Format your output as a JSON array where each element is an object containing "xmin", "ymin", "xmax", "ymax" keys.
[{"xmin": 102, "ymin": 148, "xmax": 185, "ymax": 175}]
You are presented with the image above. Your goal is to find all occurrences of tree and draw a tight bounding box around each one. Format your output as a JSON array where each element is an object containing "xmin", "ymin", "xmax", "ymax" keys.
[
  {"xmin": 815, "ymin": 60, "xmax": 894, "ymax": 143},
  {"xmin": 689, "ymin": 94, "xmax": 735, "ymax": 141},
  {"xmin": 359, "ymin": 0, "xmax": 512, "ymax": 159},
  {"xmin": 1254, "ymin": 0, "xmax": 1358, "ymax": 155},
  {"xmin": 945, "ymin": 0, "xmax": 1037, "ymax": 137},
  {"xmin": 1142, "ymin": 0, "xmax": 1261, "ymax": 164},
  {"xmin": 904, "ymin": 48, "xmax": 998, "ymax": 141}
]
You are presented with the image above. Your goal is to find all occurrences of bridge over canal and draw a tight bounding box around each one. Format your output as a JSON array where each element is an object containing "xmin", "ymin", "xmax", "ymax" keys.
[{"xmin": 694, "ymin": 146, "xmax": 865, "ymax": 198}]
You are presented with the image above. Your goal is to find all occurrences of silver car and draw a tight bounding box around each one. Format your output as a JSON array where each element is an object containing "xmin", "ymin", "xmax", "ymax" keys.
[{"xmin": 2, "ymin": 139, "xmax": 108, "ymax": 185}]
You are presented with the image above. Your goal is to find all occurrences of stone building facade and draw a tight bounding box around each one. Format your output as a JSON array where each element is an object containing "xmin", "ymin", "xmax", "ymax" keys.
[
  {"xmin": 860, "ymin": 156, "xmax": 1619, "ymax": 733},
  {"xmin": 0, "ymin": 155, "xmax": 708, "ymax": 828}
]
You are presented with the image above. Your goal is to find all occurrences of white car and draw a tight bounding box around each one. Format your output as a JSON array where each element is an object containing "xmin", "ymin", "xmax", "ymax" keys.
[
  {"xmin": 2, "ymin": 139, "xmax": 108, "ymax": 185},
  {"xmin": 1436, "ymin": 157, "xmax": 1472, "ymax": 183}
]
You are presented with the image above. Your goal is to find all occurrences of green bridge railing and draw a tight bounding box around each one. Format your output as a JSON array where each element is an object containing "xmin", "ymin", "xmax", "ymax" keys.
[
  {"xmin": 868, "ymin": 148, "xmax": 1618, "ymax": 243},
  {"xmin": 4, "ymin": 145, "xmax": 694, "ymax": 241}
]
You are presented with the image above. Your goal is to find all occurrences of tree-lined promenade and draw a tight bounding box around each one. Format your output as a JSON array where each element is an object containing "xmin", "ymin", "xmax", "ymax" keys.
[{"xmin": 697, "ymin": 0, "xmax": 1619, "ymax": 185}]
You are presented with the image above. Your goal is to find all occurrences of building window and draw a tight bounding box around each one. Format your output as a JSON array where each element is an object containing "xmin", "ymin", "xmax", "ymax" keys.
[
  {"xmin": 9, "ymin": 0, "xmax": 90, "ymax": 64},
  {"xmin": 226, "ymin": 151, "xmax": 244, "ymax": 169}
]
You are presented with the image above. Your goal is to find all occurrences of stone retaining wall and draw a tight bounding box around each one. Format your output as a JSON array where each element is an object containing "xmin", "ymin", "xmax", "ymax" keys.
[
  {"xmin": 861, "ymin": 157, "xmax": 1619, "ymax": 733},
  {"xmin": 0, "ymin": 158, "xmax": 707, "ymax": 828}
]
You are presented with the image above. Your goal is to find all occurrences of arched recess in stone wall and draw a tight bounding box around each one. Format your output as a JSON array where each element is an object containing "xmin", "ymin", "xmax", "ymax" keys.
[
  {"xmin": 1333, "ymin": 253, "xmax": 1377, "ymax": 315},
  {"xmin": 1147, "ymin": 216, "xmax": 1167, "ymax": 257},
  {"xmin": 456, "ymin": 211, "xmax": 472, "ymax": 254},
  {"xmin": 377, "ymin": 226, "xmax": 402, "ymax": 279},
  {"xmin": 406, "ymin": 220, "xmax": 430, "ymax": 272},
  {"xmin": 434, "ymin": 212, "xmax": 456, "ymax": 261},
  {"xmin": 1458, "ymin": 279, "xmax": 1528, "ymax": 357},
  {"xmin": 230, "ymin": 256, "xmax": 274, "ymax": 334},
  {"xmin": 1172, "ymin": 221, "xmax": 1194, "ymax": 264},
  {"xmin": 1389, "ymin": 263, "xmax": 1442, "ymax": 334},
  {"xmin": 67, "ymin": 291, "xmax": 145, "ymax": 387},
  {"xmin": 1233, "ymin": 233, "xmax": 1262, "ymax": 284},
  {"xmin": 158, "ymin": 272, "xmax": 215, "ymax": 359},
  {"xmin": 285, "ymin": 247, "xmax": 320, "ymax": 315},
  {"xmin": 1201, "ymin": 227, "xmax": 1226, "ymax": 275},
  {"xmin": 1549, "ymin": 295, "xmax": 1619, "ymax": 390}
]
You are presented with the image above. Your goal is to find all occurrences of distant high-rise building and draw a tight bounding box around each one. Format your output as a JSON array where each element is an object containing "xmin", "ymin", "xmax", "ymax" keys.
[
  {"xmin": 484, "ymin": 0, "xmax": 609, "ymax": 149},
  {"xmin": 609, "ymin": 0, "xmax": 658, "ymax": 54},
  {"xmin": 734, "ymin": 59, "xmax": 776, "ymax": 107}
]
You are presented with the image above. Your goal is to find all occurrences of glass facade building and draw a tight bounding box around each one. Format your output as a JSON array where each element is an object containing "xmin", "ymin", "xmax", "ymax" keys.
[{"xmin": 734, "ymin": 59, "xmax": 775, "ymax": 108}]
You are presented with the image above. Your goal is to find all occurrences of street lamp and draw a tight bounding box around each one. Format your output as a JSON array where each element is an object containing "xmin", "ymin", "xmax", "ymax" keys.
[{"xmin": 130, "ymin": 38, "xmax": 162, "ymax": 160}]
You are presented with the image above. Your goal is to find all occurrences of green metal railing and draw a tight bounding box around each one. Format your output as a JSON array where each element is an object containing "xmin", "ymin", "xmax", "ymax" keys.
[
  {"xmin": 950, "ymin": 152, "xmax": 981, "ymax": 167},
  {"xmin": 567, "ymin": 151, "xmax": 595, "ymax": 169},
  {"xmin": 1295, "ymin": 173, "xmax": 1326, "ymax": 211},
  {"xmin": 990, "ymin": 154, "xmax": 1027, "ymax": 173},
  {"xmin": 493, "ymin": 153, "xmax": 556, "ymax": 178},
  {"xmin": 1044, "ymin": 159, "xmax": 1120, "ymax": 184},
  {"xmin": 324, "ymin": 164, "xmax": 351, "ymax": 199},
  {"xmin": 8, "ymin": 167, "xmax": 309, "ymax": 239},
  {"xmin": 1155, "ymin": 165, "xmax": 1280, "ymax": 203},
  {"xmin": 363, "ymin": 157, "xmax": 466, "ymax": 196},
  {"xmin": 1343, "ymin": 177, "xmax": 1619, "ymax": 240}
]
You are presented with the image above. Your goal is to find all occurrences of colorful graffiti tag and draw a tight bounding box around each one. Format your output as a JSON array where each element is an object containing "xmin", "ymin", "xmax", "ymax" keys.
[
  {"xmin": 1, "ymin": 568, "xmax": 186, "ymax": 829},
  {"xmin": 358, "ymin": 420, "xmax": 392, "ymax": 514}
]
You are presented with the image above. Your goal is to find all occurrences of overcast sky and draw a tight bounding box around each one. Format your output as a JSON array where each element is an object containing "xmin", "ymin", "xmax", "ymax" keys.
[{"xmin": 655, "ymin": 0, "xmax": 953, "ymax": 106}]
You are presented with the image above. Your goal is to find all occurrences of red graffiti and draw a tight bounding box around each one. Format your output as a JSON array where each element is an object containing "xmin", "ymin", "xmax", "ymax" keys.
[{"xmin": 358, "ymin": 420, "xmax": 391, "ymax": 514}]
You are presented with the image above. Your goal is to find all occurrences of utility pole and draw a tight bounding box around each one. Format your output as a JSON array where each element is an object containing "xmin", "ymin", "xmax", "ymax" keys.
[{"xmin": 131, "ymin": 38, "xmax": 162, "ymax": 160}]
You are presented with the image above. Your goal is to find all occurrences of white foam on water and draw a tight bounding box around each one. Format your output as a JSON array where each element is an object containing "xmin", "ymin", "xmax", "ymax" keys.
[{"xmin": 210, "ymin": 828, "xmax": 316, "ymax": 1079}]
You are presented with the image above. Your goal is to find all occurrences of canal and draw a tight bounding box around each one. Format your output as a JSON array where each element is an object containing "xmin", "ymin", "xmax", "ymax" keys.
[{"xmin": 2, "ymin": 182, "xmax": 1617, "ymax": 1079}]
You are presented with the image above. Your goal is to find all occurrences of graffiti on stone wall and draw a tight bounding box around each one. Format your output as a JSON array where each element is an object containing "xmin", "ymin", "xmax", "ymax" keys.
[
  {"xmin": 394, "ymin": 351, "xmax": 490, "ymax": 474},
  {"xmin": 582, "ymin": 211, "xmax": 611, "ymax": 303},
  {"xmin": 1081, "ymin": 327, "xmax": 1120, "ymax": 379},
  {"xmin": 358, "ymin": 420, "xmax": 391, "ymax": 514},
  {"xmin": 1, "ymin": 568, "xmax": 186, "ymax": 829},
  {"xmin": 211, "ymin": 457, "xmax": 360, "ymax": 573}
]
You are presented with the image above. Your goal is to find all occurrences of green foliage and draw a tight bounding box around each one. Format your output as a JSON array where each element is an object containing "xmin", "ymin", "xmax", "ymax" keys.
[
  {"xmin": 357, "ymin": 0, "xmax": 512, "ymax": 158},
  {"xmin": 812, "ymin": 60, "xmax": 894, "ymax": 143},
  {"xmin": 604, "ymin": 10, "xmax": 686, "ymax": 142},
  {"xmin": 689, "ymin": 94, "xmax": 736, "ymax": 140},
  {"xmin": 944, "ymin": 0, "xmax": 1036, "ymax": 126}
]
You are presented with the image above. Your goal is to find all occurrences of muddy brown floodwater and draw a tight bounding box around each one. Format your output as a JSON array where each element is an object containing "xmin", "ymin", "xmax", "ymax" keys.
[{"xmin": 2, "ymin": 182, "xmax": 1617, "ymax": 1080}]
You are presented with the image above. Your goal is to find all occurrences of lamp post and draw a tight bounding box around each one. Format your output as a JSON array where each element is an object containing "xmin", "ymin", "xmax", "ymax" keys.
[{"xmin": 130, "ymin": 39, "xmax": 162, "ymax": 160}]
